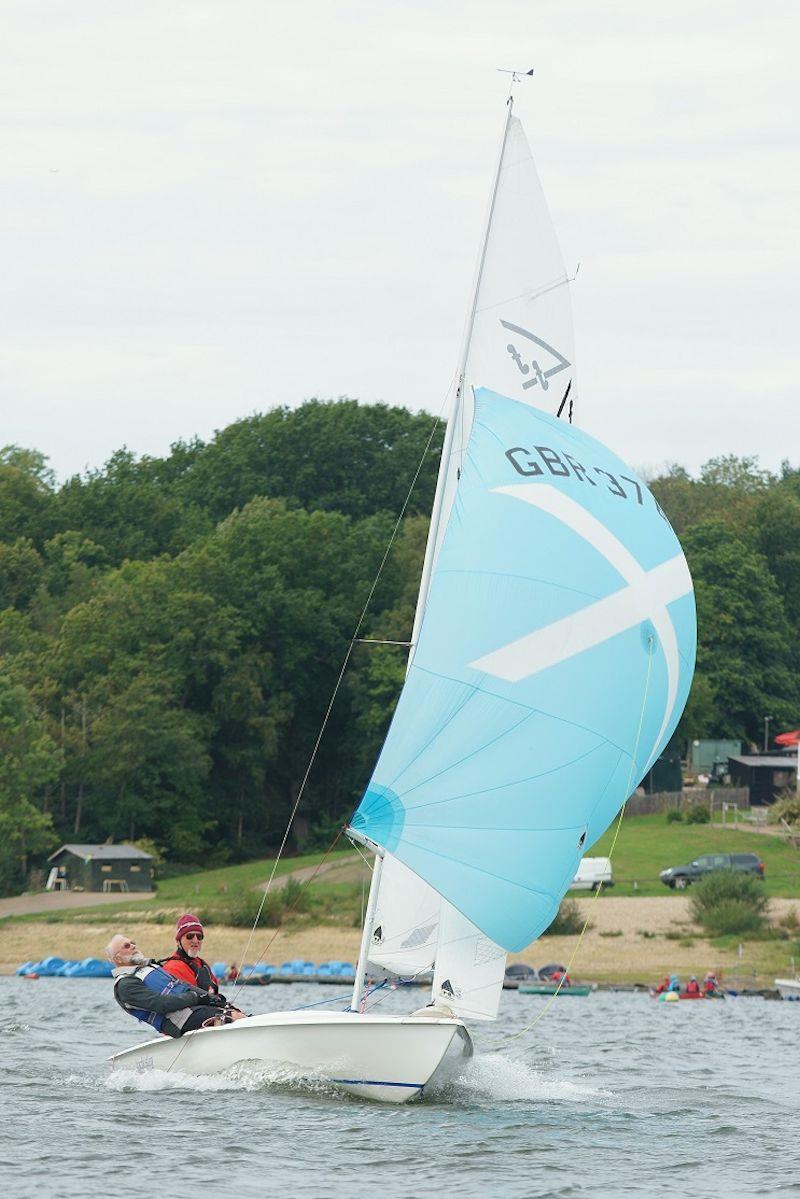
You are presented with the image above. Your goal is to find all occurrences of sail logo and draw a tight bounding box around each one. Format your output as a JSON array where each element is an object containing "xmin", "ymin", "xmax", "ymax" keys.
[
  {"xmin": 469, "ymin": 483, "xmax": 692, "ymax": 771},
  {"xmin": 501, "ymin": 319, "xmax": 570, "ymax": 392},
  {"xmin": 438, "ymin": 978, "xmax": 462, "ymax": 1001},
  {"xmin": 401, "ymin": 924, "xmax": 437, "ymax": 950}
]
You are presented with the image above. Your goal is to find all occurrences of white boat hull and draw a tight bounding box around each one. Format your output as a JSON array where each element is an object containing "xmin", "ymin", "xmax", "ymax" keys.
[
  {"xmin": 109, "ymin": 1009, "xmax": 472, "ymax": 1103},
  {"xmin": 775, "ymin": 977, "xmax": 800, "ymax": 1001}
]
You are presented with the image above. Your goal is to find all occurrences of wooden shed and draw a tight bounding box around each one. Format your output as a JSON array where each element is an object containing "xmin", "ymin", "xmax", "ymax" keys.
[
  {"xmin": 727, "ymin": 755, "xmax": 796, "ymax": 806},
  {"xmin": 47, "ymin": 844, "xmax": 154, "ymax": 892}
]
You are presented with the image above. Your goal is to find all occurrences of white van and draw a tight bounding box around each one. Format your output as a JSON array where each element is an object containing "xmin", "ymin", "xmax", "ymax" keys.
[{"xmin": 570, "ymin": 857, "xmax": 613, "ymax": 891}]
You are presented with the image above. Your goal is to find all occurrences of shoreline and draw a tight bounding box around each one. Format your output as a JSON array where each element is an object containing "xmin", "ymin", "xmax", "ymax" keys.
[{"xmin": 2, "ymin": 896, "xmax": 798, "ymax": 986}]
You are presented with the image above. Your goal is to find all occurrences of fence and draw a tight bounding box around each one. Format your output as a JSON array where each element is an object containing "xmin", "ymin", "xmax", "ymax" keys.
[{"xmin": 625, "ymin": 787, "xmax": 750, "ymax": 817}]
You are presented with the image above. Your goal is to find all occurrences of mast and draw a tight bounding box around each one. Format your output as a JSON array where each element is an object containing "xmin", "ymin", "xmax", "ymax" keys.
[{"xmin": 408, "ymin": 96, "xmax": 516, "ymax": 661}]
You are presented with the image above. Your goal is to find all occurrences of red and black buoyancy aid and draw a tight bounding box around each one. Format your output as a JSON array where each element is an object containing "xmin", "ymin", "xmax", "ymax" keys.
[{"xmin": 161, "ymin": 948, "xmax": 219, "ymax": 994}]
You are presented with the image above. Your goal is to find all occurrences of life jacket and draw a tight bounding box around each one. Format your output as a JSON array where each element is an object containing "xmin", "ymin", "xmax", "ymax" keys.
[
  {"xmin": 161, "ymin": 949, "xmax": 219, "ymax": 994},
  {"xmin": 113, "ymin": 964, "xmax": 198, "ymax": 1034},
  {"xmin": 686, "ymin": 979, "xmax": 700, "ymax": 994}
]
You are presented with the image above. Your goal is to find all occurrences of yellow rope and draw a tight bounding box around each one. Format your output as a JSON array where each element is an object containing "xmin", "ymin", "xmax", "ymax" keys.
[{"xmin": 498, "ymin": 635, "xmax": 656, "ymax": 1044}]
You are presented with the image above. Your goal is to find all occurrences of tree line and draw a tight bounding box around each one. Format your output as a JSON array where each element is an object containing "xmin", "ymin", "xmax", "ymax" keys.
[{"xmin": 0, "ymin": 399, "xmax": 798, "ymax": 893}]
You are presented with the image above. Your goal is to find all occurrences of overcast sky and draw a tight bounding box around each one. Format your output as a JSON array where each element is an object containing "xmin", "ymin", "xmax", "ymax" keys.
[{"xmin": 2, "ymin": 1, "xmax": 798, "ymax": 481}]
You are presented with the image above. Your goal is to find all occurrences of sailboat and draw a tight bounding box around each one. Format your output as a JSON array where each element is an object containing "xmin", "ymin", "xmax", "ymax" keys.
[{"xmin": 110, "ymin": 87, "xmax": 696, "ymax": 1102}]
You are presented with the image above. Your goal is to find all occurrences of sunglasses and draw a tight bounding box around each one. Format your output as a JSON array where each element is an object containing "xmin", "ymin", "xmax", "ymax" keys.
[
  {"xmin": 121, "ymin": 941, "xmax": 134, "ymax": 950},
  {"xmin": 184, "ymin": 932, "xmax": 204, "ymax": 941}
]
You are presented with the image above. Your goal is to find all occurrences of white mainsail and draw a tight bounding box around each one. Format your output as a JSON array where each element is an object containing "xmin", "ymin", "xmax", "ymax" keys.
[{"xmin": 413, "ymin": 107, "xmax": 576, "ymax": 637}]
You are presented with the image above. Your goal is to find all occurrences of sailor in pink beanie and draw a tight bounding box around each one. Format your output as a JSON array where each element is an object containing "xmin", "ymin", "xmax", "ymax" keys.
[{"xmin": 161, "ymin": 913, "xmax": 224, "ymax": 995}]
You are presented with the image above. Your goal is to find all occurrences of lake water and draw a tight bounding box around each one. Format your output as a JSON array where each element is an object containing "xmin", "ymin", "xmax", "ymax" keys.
[{"xmin": 1, "ymin": 976, "xmax": 798, "ymax": 1197}]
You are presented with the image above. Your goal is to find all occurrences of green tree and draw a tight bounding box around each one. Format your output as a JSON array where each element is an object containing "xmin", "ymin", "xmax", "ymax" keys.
[
  {"xmin": 54, "ymin": 448, "xmax": 211, "ymax": 565},
  {"xmin": 172, "ymin": 399, "xmax": 443, "ymax": 522},
  {"xmin": 0, "ymin": 677, "xmax": 60, "ymax": 893},
  {"xmin": 0, "ymin": 445, "xmax": 56, "ymax": 546},
  {"xmin": 754, "ymin": 486, "xmax": 800, "ymax": 630},
  {"xmin": 0, "ymin": 538, "xmax": 44, "ymax": 610},
  {"xmin": 650, "ymin": 455, "xmax": 769, "ymax": 540},
  {"xmin": 87, "ymin": 676, "xmax": 211, "ymax": 856},
  {"xmin": 675, "ymin": 673, "xmax": 717, "ymax": 744},
  {"xmin": 685, "ymin": 521, "xmax": 800, "ymax": 741}
]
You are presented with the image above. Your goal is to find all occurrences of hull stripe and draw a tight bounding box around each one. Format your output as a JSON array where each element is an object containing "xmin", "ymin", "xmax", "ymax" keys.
[{"xmin": 332, "ymin": 1078, "xmax": 425, "ymax": 1090}]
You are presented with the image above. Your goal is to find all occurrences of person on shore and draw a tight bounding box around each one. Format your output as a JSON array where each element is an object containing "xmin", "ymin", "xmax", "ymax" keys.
[
  {"xmin": 685, "ymin": 975, "xmax": 701, "ymax": 996},
  {"xmin": 107, "ymin": 933, "xmax": 245, "ymax": 1037},
  {"xmin": 161, "ymin": 914, "xmax": 221, "ymax": 994}
]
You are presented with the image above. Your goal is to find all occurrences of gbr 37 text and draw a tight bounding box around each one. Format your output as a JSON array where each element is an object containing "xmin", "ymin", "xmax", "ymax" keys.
[{"xmin": 504, "ymin": 444, "xmax": 666, "ymax": 517}]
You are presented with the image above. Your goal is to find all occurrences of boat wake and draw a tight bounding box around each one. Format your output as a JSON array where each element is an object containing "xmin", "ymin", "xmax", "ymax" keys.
[
  {"xmin": 70, "ymin": 1053, "xmax": 611, "ymax": 1107},
  {"xmin": 433, "ymin": 1052, "xmax": 614, "ymax": 1105},
  {"xmin": 77, "ymin": 1063, "xmax": 341, "ymax": 1098}
]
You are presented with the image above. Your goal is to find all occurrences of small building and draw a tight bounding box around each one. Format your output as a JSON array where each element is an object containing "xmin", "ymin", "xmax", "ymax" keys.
[
  {"xmin": 727, "ymin": 755, "xmax": 796, "ymax": 806},
  {"xmin": 643, "ymin": 748, "xmax": 683, "ymax": 794},
  {"xmin": 691, "ymin": 739, "xmax": 742, "ymax": 778},
  {"xmin": 46, "ymin": 844, "xmax": 153, "ymax": 892}
]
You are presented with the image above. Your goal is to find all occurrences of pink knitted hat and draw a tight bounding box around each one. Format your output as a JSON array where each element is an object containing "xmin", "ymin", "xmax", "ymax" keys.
[{"xmin": 175, "ymin": 913, "xmax": 204, "ymax": 942}]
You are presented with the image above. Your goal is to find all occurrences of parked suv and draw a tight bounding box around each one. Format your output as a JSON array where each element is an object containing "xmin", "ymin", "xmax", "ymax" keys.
[{"xmin": 659, "ymin": 852, "xmax": 765, "ymax": 889}]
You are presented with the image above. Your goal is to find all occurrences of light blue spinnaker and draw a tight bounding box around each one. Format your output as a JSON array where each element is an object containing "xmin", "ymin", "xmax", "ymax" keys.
[{"xmin": 350, "ymin": 387, "xmax": 696, "ymax": 953}]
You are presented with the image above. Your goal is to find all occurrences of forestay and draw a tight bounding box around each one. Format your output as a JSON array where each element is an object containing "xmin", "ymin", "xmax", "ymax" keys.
[{"xmin": 351, "ymin": 388, "xmax": 696, "ymax": 953}]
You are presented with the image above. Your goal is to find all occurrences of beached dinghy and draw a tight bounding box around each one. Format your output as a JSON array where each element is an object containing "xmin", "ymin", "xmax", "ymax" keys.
[
  {"xmin": 775, "ymin": 976, "xmax": 800, "ymax": 1000},
  {"xmin": 111, "ymin": 78, "xmax": 696, "ymax": 1102}
]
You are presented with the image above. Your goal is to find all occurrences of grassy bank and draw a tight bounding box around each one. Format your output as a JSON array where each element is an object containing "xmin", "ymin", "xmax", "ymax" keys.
[
  {"xmin": 590, "ymin": 813, "xmax": 800, "ymax": 896},
  {"xmin": 6, "ymin": 815, "xmax": 798, "ymax": 929},
  {"xmin": 6, "ymin": 848, "xmax": 366, "ymax": 927}
]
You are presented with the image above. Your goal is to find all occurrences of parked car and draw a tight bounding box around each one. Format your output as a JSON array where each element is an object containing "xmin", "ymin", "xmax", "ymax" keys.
[
  {"xmin": 659, "ymin": 852, "xmax": 765, "ymax": 890},
  {"xmin": 570, "ymin": 857, "xmax": 614, "ymax": 891}
]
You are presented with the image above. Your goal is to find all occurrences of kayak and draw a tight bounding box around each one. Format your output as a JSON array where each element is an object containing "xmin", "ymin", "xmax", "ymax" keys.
[
  {"xmin": 651, "ymin": 989, "xmax": 725, "ymax": 1000},
  {"xmin": 518, "ymin": 983, "xmax": 592, "ymax": 996}
]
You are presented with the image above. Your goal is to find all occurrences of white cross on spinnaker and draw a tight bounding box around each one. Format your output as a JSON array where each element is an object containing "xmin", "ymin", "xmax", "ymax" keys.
[{"xmin": 468, "ymin": 483, "xmax": 693, "ymax": 772}]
